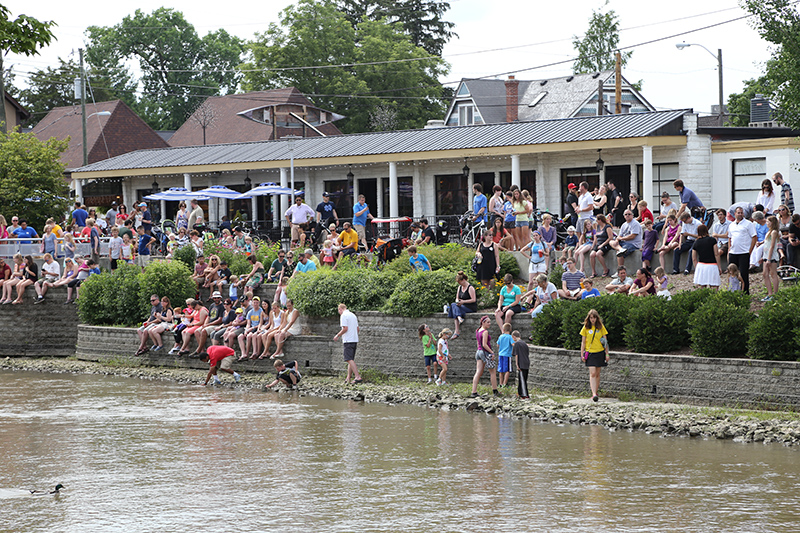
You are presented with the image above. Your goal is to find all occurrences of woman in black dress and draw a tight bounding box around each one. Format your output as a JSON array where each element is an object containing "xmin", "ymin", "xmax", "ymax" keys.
[{"xmin": 476, "ymin": 231, "xmax": 500, "ymax": 288}]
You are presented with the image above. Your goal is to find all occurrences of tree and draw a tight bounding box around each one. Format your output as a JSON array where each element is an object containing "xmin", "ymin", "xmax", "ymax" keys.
[
  {"xmin": 191, "ymin": 100, "xmax": 217, "ymax": 145},
  {"xmin": 742, "ymin": 0, "xmax": 800, "ymax": 129},
  {"xmin": 725, "ymin": 71, "xmax": 779, "ymax": 126},
  {"xmin": 242, "ymin": 0, "xmax": 448, "ymax": 133},
  {"xmin": 85, "ymin": 8, "xmax": 244, "ymax": 130},
  {"xmin": 0, "ymin": 129, "xmax": 69, "ymax": 230},
  {"xmin": 337, "ymin": 0, "xmax": 456, "ymax": 56},
  {"xmin": 572, "ymin": 1, "xmax": 631, "ymax": 74},
  {"xmin": 0, "ymin": 5, "xmax": 56, "ymax": 132}
]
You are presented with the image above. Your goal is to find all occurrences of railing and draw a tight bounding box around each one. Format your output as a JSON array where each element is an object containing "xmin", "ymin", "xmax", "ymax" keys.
[{"xmin": 0, "ymin": 237, "xmax": 111, "ymax": 258}]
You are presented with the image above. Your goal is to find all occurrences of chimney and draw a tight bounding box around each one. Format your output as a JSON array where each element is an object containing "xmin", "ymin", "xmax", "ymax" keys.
[{"xmin": 505, "ymin": 75, "xmax": 519, "ymax": 122}]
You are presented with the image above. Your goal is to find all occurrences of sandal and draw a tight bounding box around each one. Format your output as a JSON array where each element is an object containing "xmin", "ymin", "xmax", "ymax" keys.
[
  {"xmin": 451, "ymin": 333, "xmax": 460, "ymax": 340},
  {"xmin": 602, "ymin": 270, "xmax": 610, "ymax": 277}
]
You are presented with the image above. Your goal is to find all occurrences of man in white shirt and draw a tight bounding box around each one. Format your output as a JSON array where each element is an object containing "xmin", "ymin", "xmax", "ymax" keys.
[
  {"xmin": 576, "ymin": 181, "xmax": 594, "ymax": 234},
  {"xmin": 673, "ymin": 212, "xmax": 700, "ymax": 275},
  {"xmin": 609, "ymin": 210, "xmax": 642, "ymax": 268},
  {"xmin": 727, "ymin": 206, "xmax": 757, "ymax": 294},
  {"xmin": 285, "ymin": 196, "xmax": 315, "ymax": 247},
  {"xmin": 333, "ymin": 303, "xmax": 362, "ymax": 384},
  {"xmin": 605, "ymin": 266, "xmax": 634, "ymax": 294}
]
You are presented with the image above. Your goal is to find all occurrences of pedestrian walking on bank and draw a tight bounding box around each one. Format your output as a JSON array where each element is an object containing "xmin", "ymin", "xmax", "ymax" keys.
[
  {"xmin": 512, "ymin": 330, "xmax": 529, "ymax": 399},
  {"xmin": 470, "ymin": 316, "xmax": 498, "ymax": 398},
  {"xmin": 580, "ymin": 309, "xmax": 609, "ymax": 402},
  {"xmin": 334, "ymin": 303, "xmax": 362, "ymax": 384}
]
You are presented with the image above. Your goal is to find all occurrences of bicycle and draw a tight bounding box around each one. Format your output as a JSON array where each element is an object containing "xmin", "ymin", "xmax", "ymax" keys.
[{"xmin": 458, "ymin": 210, "xmax": 486, "ymax": 247}]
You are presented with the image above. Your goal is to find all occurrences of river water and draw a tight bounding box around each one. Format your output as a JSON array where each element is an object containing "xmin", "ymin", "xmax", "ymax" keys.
[{"xmin": 2, "ymin": 370, "xmax": 799, "ymax": 533}]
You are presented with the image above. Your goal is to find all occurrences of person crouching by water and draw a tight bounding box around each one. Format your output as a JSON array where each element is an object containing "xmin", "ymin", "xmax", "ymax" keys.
[
  {"xmin": 200, "ymin": 339, "xmax": 241, "ymax": 386},
  {"xmin": 265, "ymin": 359, "xmax": 302, "ymax": 389},
  {"xmin": 470, "ymin": 316, "xmax": 498, "ymax": 398},
  {"xmin": 580, "ymin": 309, "xmax": 609, "ymax": 402}
]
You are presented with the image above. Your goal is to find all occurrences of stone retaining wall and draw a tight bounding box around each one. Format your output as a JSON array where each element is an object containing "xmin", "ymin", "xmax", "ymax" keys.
[
  {"xmin": 0, "ymin": 287, "xmax": 78, "ymax": 357},
  {"xmin": 75, "ymin": 311, "xmax": 800, "ymax": 408}
]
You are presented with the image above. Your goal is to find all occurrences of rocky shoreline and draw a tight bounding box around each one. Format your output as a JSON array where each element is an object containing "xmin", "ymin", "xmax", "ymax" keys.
[{"xmin": 3, "ymin": 357, "xmax": 800, "ymax": 448}]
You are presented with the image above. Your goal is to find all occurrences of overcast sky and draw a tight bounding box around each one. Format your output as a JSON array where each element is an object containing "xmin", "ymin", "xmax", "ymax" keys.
[{"xmin": 3, "ymin": 0, "xmax": 772, "ymax": 117}]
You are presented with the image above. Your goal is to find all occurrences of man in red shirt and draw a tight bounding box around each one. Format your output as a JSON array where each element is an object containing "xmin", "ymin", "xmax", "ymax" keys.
[{"xmin": 200, "ymin": 340, "xmax": 241, "ymax": 385}]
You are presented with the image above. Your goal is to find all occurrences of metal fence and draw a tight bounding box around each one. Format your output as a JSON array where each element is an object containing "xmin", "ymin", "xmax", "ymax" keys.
[{"xmin": 0, "ymin": 237, "xmax": 111, "ymax": 259}]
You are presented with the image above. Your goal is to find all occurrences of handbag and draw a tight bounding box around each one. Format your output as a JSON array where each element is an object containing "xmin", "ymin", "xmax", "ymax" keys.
[
  {"xmin": 471, "ymin": 256, "xmax": 479, "ymax": 274},
  {"xmin": 581, "ymin": 351, "xmax": 589, "ymax": 362}
]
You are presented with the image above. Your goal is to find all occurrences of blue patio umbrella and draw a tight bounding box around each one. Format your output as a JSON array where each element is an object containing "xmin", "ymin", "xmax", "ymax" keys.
[
  {"xmin": 188, "ymin": 185, "xmax": 242, "ymax": 199},
  {"xmin": 144, "ymin": 187, "xmax": 210, "ymax": 201},
  {"xmin": 234, "ymin": 182, "xmax": 302, "ymax": 199}
]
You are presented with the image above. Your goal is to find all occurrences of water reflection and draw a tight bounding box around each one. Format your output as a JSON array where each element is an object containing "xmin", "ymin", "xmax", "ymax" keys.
[{"xmin": 1, "ymin": 370, "xmax": 799, "ymax": 533}]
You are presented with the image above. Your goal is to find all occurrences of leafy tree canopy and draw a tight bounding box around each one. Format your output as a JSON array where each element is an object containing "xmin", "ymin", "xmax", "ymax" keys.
[
  {"xmin": 725, "ymin": 69, "xmax": 779, "ymax": 126},
  {"xmin": 572, "ymin": 1, "xmax": 631, "ymax": 74},
  {"xmin": 742, "ymin": 0, "xmax": 800, "ymax": 129},
  {"xmin": 242, "ymin": 0, "xmax": 448, "ymax": 133},
  {"xmin": 337, "ymin": 0, "xmax": 456, "ymax": 56},
  {"xmin": 0, "ymin": 129, "xmax": 69, "ymax": 230},
  {"xmin": 84, "ymin": 8, "xmax": 244, "ymax": 130}
]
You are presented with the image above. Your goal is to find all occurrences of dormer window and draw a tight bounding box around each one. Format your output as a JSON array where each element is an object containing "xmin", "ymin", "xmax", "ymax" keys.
[{"xmin": 456, "ymin": 83, "xmax": 470, "ymax": 97}]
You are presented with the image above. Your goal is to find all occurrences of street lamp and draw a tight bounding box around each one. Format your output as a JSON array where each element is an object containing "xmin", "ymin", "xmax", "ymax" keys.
[
  {"xmin": 283, "ymin": 135, "xmax": 301, "ymax": 203},
  {"xmin": 462, "ymin": 158, "xmax": 470, "ymax": 180},
  {"xmin": 676, "ymin": 42, "xmax": 724, "ymax": 126}
]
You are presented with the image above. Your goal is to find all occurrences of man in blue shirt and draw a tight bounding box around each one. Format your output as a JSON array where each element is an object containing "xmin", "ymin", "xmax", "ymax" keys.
[
  {"xmin": 673, "ymin": 179, "xmax": 705, "ymax": 219},
  {"xmin": 71, "ymin": 202, "xmax": 89, "ymax": 227},
  {"xmin": 136, "ymin": 225, "xmax": 155, "ymax": 270},
  {"xmin": 353, "ymin": 194, "xmax": 373, "ymax": 251},
  {"xmin": 11, "ymin": 219, "xmax": 38, "ymax": 244},
  {"xmin": 139, "ymin": 202, "xmax": 153, "ymax": 234},
  {"xmin": 407, "ymin": 245, "xmax": 431, "ymax": 271},
  {"xmin": 292, "ymin": 253, "xmax": 317, "ymax": 277},
  {"xmin": 472, "ymin": 183, "xmax": 487, "ymax": 224}
]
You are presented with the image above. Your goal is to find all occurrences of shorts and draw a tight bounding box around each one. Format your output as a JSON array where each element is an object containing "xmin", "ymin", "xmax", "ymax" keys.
[
  {"xmin": 424, "ymin": 355, "xmax": 437, "ymax": 367},
  {"xmin": 136, "ymin": 254, "xmax": 151, "ymax": 268},
  {"xmin": 475, "ymin": 349, "xmax": 496, "ymax": 369},
  {"xmin": 516, "ymin": 221, "xmax": 529, "ymax": 228},
  {"xmin": 503, "ymin": 220, "xmax": 515, "ymax": 230},
  {"xmin": 529, "ymin": 261, "xmax": 547, "ymax": 274},
  {"xmin": 110, "ymin": 258, "xmax": 119, "ymax": 269},
  {"xmin": 354, "ymin": 224, "xmax": 366, "ymax": 242},
  {"xmin": 497, "ymin": 356, "xmax": 511, "ymax": 373},
  {"xmin": 436, "ymin": 354, "xmax": 449, "ymax": 366},
  {"xmin": 67, "ymin": 279, "xmax": 83, "ymax": 288},
  {"xmin": 185, "ymin": 325, "xmax": 202, "ymax": 336},
  {"xmin": 642, "ymin": 248, "xmax": 654, "ymax": 261},
  {"xmin": 218, "ymin": 355, "xmax": 235, "ymax": 371},
  {"xmin": 340, "ymin": 247, "xmax": 357, "ymax": 257},
  {"xmin": 203, "ymin": 325, "xmax": 220, "ymax": 336},
  {"xmin": 343, "ymin": 342, "xmax": 358, "ymax": 361},
  {"xmin": 138, "ymin": 323, "xmax": 157, "ymax": 333},
  {"xmin": 502, "ymin": 304, "xmax": 522, "ymax": 314}
]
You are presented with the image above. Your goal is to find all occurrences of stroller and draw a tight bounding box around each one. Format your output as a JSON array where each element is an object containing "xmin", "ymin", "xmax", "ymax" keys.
[{"xmin": 373, "ymin": 237, "xmax": 409, "ymax": 267}]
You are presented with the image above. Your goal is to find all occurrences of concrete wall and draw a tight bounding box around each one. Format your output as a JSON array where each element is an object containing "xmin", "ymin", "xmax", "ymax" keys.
[
  {"xmin": 74, "ymin": 310, "xmax": 800, "ymax": 408},
  {"xmin": 0, "ymin": 287, "xmax": 79, "ymax": 357}
]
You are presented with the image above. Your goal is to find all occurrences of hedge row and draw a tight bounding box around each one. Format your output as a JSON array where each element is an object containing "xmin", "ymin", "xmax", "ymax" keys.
[{"xmin": 531, "ymin": 287, "xmax": 800, "ymax": 361}]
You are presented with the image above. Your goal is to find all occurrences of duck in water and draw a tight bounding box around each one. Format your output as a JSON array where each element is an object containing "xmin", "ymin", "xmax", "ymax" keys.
[{"xmin": 30, "ymin": 484, "xmax": 64, "ymax": 495}]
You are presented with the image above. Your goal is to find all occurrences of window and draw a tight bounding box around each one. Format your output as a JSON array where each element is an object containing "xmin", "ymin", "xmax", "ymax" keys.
[
  {"xmin": 458, "ymin": 104, "xmax": 474, "ymax": 126},
  {"xmin": 381, "ymin": 176, "xmax": 413, "ymax": 217},
  {"xmin": 636, "ymin": 163, "xmax": 679, "ymax": 215},
  {"xmin": 498, "ymin": 170, "xmax": 536, "ymax": 204},
  {"xmin": 561, "ymin": 168, "xmax": 600, "ymax": 197},
  {"xmin": 436, "ymin": 174, "xmax": 469, "ymax": 215},
  {"xmin": 732, "ymin": 158, "xmax": 766, "ymax": 204},
  {"xmin": 456, "ymin": 83, "xmax": 470, "ymax": 97}
]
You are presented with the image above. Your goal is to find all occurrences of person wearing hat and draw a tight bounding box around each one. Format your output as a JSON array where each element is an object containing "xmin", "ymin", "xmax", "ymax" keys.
[
  {"xmin": 565, "ymin": 183, "xmax": 579, "ymax": 228},
  {"xmin": 137, "ymin": 202, "xmax": 152, "ymax": 235},
  {"xmin": 192, "ymin": 291, "xmax": 226, "ymax": 356},
  {"xmin": 315, "ymin": 191, "xmax": 339, "ymax": 244},
  {"xmin": 564, "ymin": 225, "xmax": 578, "ymax": 260}
]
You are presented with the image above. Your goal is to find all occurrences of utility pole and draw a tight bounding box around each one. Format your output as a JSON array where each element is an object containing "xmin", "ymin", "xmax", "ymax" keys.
[
  {"xmin": 717, "ymin": 48, "xmax": 724, "ymax": 126},
  {"xmin": 80, "ymin": 48, "xmax": 88, "ymax": 166},
  {"xmin": 615, "ymin": 51, "xmax": 622, "ymax": 115}
]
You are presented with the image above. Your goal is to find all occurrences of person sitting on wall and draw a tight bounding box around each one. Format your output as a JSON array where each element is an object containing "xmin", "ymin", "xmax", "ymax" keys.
[
  {"xmin": 557, "ymin": 258, "xmax": 586, "ymax": 300},
  {"xmin": 335, "ymin": 222, "xmax": 359, "ymax": 269},
  {"xmin": 415, "ymin": 219, "xmax": 436, "ymax": 246},
  {"xmin": 608, "ymin": 210, "xmax": 643, "ymax": 269}
]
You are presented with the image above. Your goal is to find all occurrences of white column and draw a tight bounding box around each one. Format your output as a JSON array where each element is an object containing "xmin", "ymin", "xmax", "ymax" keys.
[
  {"xmin": 207, "ymin": 175, "xmax": 217, "ymax": 225},
  {"xmin": 122, "ymin": 179, "xmax": 130, "ymax": 209},
  {"xmin": 272, "ymin": 193, "xmax": 279, "ymax": 226},
  {"xmin": 183, "ymin": 173, "xmax": 191, "ymax": 190},
  {"xmin": 376, "ymin": 181, "xmax": 384, "ymax": 217},
  {"xmin": 642, "ymin": 145, "xmax": 653, "ymax": 209},
  {"xmin": 74, "ymin": 179, "xmax": 83, "ymax": 204},
  {"xmin": 353, "ymin": 175, "xmax": 360, "ymax": 210},
  {"xmin": 160, "ymin": 199, "xmax": 166, "ymax": 223},
  {"xmin": 535, "ymin": 155, "xmax": 545, "ymax": 209},
  {"xmin": 412, "ymin": 162, "xmax": 422, "ymax": 218},
  {"xmin": 389, "ymin": 161, "xmax": 399, "ymax": 237},
  {"xmin": 511, "ymin": 154, "xmax": 521, "ymax": 189},
  {"xmin": 467, "ymin": 171, "xmax": 474, "ymax": 211},
  {"xmin": 279, "ymin": 168, "xmax": 289, "ymax": 219}
]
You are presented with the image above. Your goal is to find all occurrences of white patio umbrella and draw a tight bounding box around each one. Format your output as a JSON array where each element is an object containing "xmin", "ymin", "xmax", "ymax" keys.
[
  {"xmin": 234, "ymin": 182, "xmax": 302, "ymax": 199},
  {"xmin": 188, "ymin": 185, "xmax": 242, "ymax": 199},
  {"xmin": 143, "ymin": 187, "xmax": 209, "ymax": 201}
]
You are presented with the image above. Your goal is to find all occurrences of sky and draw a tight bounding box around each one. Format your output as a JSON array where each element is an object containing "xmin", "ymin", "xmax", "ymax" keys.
[{"xmin": 3, "ymin": 0, "xmax": 774, "ymax": 117}]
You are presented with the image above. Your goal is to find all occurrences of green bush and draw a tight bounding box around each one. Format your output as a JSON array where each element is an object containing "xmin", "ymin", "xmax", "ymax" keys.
[
  {"xmin": 689, "ymin": 297, "xmax": 753, "ymax": 358},
  {"xmin": 360, "ymin": 270, "xmax": 402, "ymax": 310},
  {"xmin": 383, "ymin": 269, "xmax": 460, "ymax": 317},
  {"xmin": 382, "ymin": 242, "xmax": 519, "ymax": 281},
  {"xmin": 287, "ymin": 268, "xmax": 402, "ymax": 317},
  {"xmin": 138, "ymin": 260, "xmax": 196, "ymax": 317},
  {"xmin": 77, "ymin": 263, "xmax": 142, "ymax": 326},
  {"xmin": 549, "ymin": 262, "xmax": 564, "ymax": 287},
  {"xmin": 497, "ymin": 249, "xmax": 520, "ymax": 279},
  {"xmin": 623, "ymin": 296, "xmax": 687, "ymax": 353},
  {"xmin": 560, "ymin": 294, "xmax": 633, "ymax": 350},
  {"xmin": 530, "ymin": 298, "xmax": 570, "ymax": 347},
  {"xmin": 173, "ymin": 244, "xmax": 197, "ymax": 271},
  {"xmin": 748, "ymin": 286, "xmax": 800, "ymax": 360},
  {"xmin": 671, "ymin": 287, "xmax": 715, "ymax": 318}
]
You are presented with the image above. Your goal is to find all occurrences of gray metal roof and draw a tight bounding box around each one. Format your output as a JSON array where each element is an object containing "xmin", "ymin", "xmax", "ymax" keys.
[{"xmin": 73, "ymin": 109, "xmax": 689, "ymax": 175}]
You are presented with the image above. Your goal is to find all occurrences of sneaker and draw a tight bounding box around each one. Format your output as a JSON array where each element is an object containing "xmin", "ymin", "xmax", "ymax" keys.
[
  {"xmin": 592, "ymin": 395, "xmax": 599, "ymax": 402},
  {"xmin": 152, "ymin": 345, "xmax": 162, "ymax": 352},
  {"xmin": 611, "ymin": 272, "xmax": 619, "ymax": 279},
  {"xmin": 616, "ymin": 249, "xmax": 626, "ymax": 256},
  {"xmin": 213, "ymin": 376, "xmax": 222, "ymax": 385},
  {"xmin": 469, "ymin": 392, "xmax": 479, "ymax": 398},
  {"xmin": 427, "ymin": 378, "xmax": 433, "ymax": 384},
  {"xmin": 233, "ymin": 372, "xmax": 241, "ymax": 383},
  {"xmin": 683, "ymin": 270, "xmax": 690, "ymax": 276},
  {"xmin": 761, "ymin": 296, "xmax": 772, "ymax": 302},
  {"xmin": 34, "ymin": 297, "xmax": 44, "ymax": 304},
  {"xmin": 168, "ymin": 347, "xmax": 179, "ymax": 355},
  {"xmin": 492, "ymin": 389, "xmax": 500, "ymax": 397},
  {"xmin": 443, "ymin": 304, "xmax": 448, "ymax": 314},
  {"xmin": 435, "ymin": 378, "xmax": 442, "ymax": 386}
]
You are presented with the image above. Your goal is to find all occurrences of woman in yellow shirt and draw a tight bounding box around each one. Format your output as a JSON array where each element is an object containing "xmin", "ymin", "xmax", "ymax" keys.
[{"xmin": 579, "ymin": 309, "xmax": 609, "ymax": 403}]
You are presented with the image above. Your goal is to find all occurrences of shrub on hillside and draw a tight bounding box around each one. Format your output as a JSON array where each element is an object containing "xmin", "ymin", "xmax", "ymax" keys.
[
  {"xmin": 530, "ymin": 298, "xmax": 570, "ymax": 347},
  {"xmin": 138, "ymin": 260, "xmax": 196, "ymax": 317},
  {"xmin": 383, "ymin": 269, "xmax": 460, "ymax": 317},
  {"xmin": 748, "ymin": 286, "xmax": 800, "ymax": 361},
  {"xmin": 549, "ymin": 262, "xmax": 564, "ymax": 287},
  {"xmin": 689, "ymin": 296, "xmax": 753, "ymax": 358},
  {"xmin": 173, "ymin": 244, "xmax": 197, "ymax": 271},
  {"xmin": 77, "ymin": 263, "xmax": 142, "ymax": 326},
  {"xmin": 623, "ymin": 296, "xmax": 686, "ymax": 353},
  {"xmin": 559, "ymin": 294, "xmax": 634, "ymax": 350},
  {"xmin": 286, "ymin": 268, "xmax": 401, "ymax": 317}
]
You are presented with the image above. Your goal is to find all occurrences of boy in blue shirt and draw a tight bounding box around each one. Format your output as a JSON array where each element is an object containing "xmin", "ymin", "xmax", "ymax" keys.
[
  {"xmin": 407, "ymin": 245, "xmax": 431, "ymax": 272},
  {"xmin": 564, "ymin": 225, "xmax": 578, "ymax": 261},
  {"xmin": 136, "ymin": 225, "xmax": 155, "ymax": 271},
  {"xmin": 472, "ymin": 183, "xmax": 487, "ymax": 224},
  {"xmin": 497, "ymin": 323, "xmax": 514, "ymax": 388},
  {"xmin": 580, "ymin": 278, "xmax": 601, "ymax": 299}
]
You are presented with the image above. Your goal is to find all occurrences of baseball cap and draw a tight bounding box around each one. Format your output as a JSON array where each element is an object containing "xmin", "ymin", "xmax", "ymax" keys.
[
  {"xmin": 211, "ymin": 291, "xmax": 222, "ymax": 298},
  {"xmin": 322, "ymin": 191, "xmax": 330, "ymax": 197},
  {"xmin": 236, "ymin": 308, "xmax": 244, "ymax": 314},
  {"xmin": 567, "ymin": 183, "xmax": 577, "ymax": 190},
  {"xmin": 138, "ymin": 202, "xmax": 147, "ymax": 207},
  {"xmin": 567, "ymin": 225, "xmax": 576, "ymax": 232},
  {"xmin": 253, "ymin": 296, "xmax": 260, "ymax": 302}
]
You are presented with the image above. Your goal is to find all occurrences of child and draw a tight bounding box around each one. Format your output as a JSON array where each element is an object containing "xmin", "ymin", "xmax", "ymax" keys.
[
  {"xmin": 243, "ymin": 236, "xmax": 254, "ymax": 255},
  {"xmin": 762, "ymin": 215, "xmax": 781, "ymax": 301},
  {"xmin": 265, "ymin": 359, "xmax": 302, "ymax": 389},
  {"xmin": 419, "ymin": 324, "xmax": 438, "ymax": 383},
  {"xmin": 200, "ymin": 340, "xmax": 241, "ymax": 385},
  {"xmin": 192, "ymin": 255, "xmax": 207, "ymax": 289},
  {"xmin": 580, "ymin": 278, "xmax": 601, "ymax": 299},
  {"xmin": 564, "ymin": 226, "xmax": 578, "ymax": 260},
  {"xmin": 108, "ymin": 226, "xmax": 123, "ymax": 271},
  {"xmin": 215, "ymin": 260, "xmax": 231, "ymax": 293},
  {"xmin": 638, "ymin": 200, "xmax": 654, "ymax": 223},
  {"xmin": 496, "ymin": 323, "xmax": 514, "ymax": 388},
  {"xmin": 641, "ymin": 218, "xmax": 658, "ymax": 269},
  {"xmin": 168, "ymin": 306, "xmax": 186, "ymax": 354},
  {"xmin": 121, "ymin": 233, "xmax": 134, "ymax": 264},
  {"xmin": 273, "ymin": 276, "xmax": 289, "ymax": 308},
  {"xmin": 727, "ymin": 263, "xmax": 743, "ymax": 292},
  {"xmin": 580, "ymin": 309, "xmax": 609, "ymax": 402},
  {"xmin": 436, "ymin": 328, "xmax": 451, "ymax": 386},
  {"xmin": 511, "ymin": 330, "xmax": 530, "ymax": 399},
  {"xmin": 654, "ymin": 266, "xmax": 671, "ymax": 299},
  {"xmin": 321, "ymin": 239, "xmax": 336, "ymax": 266},
  {"xmin": 228, "ymin": 275, "xmax": 239, "ymax": 302}
]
